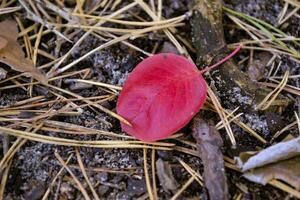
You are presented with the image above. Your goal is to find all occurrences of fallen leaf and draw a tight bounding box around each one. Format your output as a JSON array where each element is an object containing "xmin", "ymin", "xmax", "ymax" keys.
[
  {"xmin": 243, "ymin": 156, "xmax": 300, "ymax": 190},
  {"xmin": 0, "ymin": 20, "xmax": 47, "ymax": 84},
  {"xmin": 117, "ymin": 53, "xmax": 206, "ymax": 141},
  {"xmin": 0, "ymin": 36, "xmax": 7, "ymax": 50},
  {"xmin": 156, "ymin": 158, "xmax": 178, "ymax": 193},
  {"xmin": 242, "ymin": 136, "xmax": 300, "ymax": 171},
  {"xmin": 236, "ymin": 136, "xmax": 300, "ymax": 189},
  {"xmin": 192, "ymin": 117, "xmax": 228, "ymax": 200}
]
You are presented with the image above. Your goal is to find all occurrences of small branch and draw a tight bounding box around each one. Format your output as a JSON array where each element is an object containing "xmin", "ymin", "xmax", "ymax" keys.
[{"xmin": 192, "ymin": 0, "xmax": 274, "ymax": 110}]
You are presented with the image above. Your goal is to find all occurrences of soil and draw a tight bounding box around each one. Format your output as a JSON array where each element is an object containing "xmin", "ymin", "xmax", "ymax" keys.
[{"xmin": 0, "ymin": 0, "xmax": 299, "ymax": 200}]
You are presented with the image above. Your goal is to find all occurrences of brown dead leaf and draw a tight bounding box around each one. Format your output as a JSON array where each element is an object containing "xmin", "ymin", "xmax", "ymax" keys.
[
  {"xmin": 156, "ymin": 158, "xmax": 178, "ymax": 193},
  {"xmin": 192, "ymin": 117, "xmax": 228, "ymax": 200},
  {"xmin": 237, "ymin": 136, "xmax": 300, "ymax": 189},
  {"xmin": 0, "ymin": 37, "xmax": 7, "ymax": 50},
  {"xmin": 243, "ymin": 156, "xmax": 300, "ymax": 190},
  {"xmin": 0, "ymin": 20, "xmax": 47, "ymax": 84},
  {"xmin": 242, "ymin": 136, "xmax": 300, "ymax": 171}
]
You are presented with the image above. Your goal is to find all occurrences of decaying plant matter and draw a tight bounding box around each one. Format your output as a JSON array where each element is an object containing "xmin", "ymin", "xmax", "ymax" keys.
[{"xmin": 192, "ymin": 117, "xmax": 228, "ymax": 200}]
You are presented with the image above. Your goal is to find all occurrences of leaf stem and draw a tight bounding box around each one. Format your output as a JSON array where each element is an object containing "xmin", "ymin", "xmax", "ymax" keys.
[{"xmin": 199, "ymin": 44, "xmax": 242, "ymax": 74}]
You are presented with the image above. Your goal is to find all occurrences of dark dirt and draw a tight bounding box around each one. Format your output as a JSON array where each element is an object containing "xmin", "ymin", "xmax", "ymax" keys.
[{"xmin": 1, "ymin": 0, "xmax": 300, "ymax": 200}]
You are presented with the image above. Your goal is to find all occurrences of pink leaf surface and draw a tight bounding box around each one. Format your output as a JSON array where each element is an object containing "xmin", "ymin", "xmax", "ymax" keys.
[{"xmin": 117, "ymin": 53, "xmax": 206, "ymax": 141}]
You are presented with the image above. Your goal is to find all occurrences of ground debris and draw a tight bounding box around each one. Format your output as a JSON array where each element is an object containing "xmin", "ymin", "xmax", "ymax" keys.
[
  {"xmin": 244, "ymin": 156, "xmax": 300, "ymax": 190},
  {"xmin": 0, "ymin": 0, "xmax": 299, "ymax": 199},
  {"xmin": 236, "ymin": 136, "xmax": 300, "ymax": 190},
  {"xmin": 156, "ymin": 158, "xmax": 178, "ymax": 193},
  {"xmin": 0, "ymin": 20, "xmax": 47, "ymax": 84},
  {"xmin": 239, "ymin": 136, "xmax": 300, "ymax": 171},
  {"xmin": 192, "ymin": 116, "xmax": 228, "ymax": 200}
]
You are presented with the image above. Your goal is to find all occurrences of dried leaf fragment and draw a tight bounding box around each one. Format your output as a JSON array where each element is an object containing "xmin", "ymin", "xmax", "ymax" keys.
[
  {"xmin": 0, "ymin": 20, "xmax": 47, "ymax": 84},
  {"xmin": 192, "ymin": 117, "xmax": 228, "ymax": 200},
  {"xmin": 242, "ymin": 136, "xmax": 300, "ymax": 171},
  {"xmin": 237, "ymin": 137, "xmax": 300, "ymax": 190},
  {"xmin": 243, "ymin": 156, "xmax": 300, "ymax": 190},
  {"xmin": 156, "ymin": 158, "xmax": 178, "ymax": 193},
  {"xmin": 0, "ymin": 37, "xmax": 7, "ymax": 50}
]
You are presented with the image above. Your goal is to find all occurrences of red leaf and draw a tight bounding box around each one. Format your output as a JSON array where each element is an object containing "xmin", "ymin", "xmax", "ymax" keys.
[{"xmin": 117, "ymin": 53, "xmax": 206, "ymax": 141}]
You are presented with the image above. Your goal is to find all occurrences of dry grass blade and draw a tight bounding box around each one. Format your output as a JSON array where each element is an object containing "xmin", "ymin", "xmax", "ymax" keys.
[
  {"xmin": 13, "ymin": 95, "xmax": 45, "ymax": 106},
  {"xmin": 75, "ymin": 148, "xmax": 100, "ymax": 200},
  {"xmin": 143, "ymin": 149, "xmax": 155, "ymax": 200},
  {"xmin": 178, "ymin": 159, "xmax": 203, "ymax": 186},
  {"xmin": 52, "ymin": 23, "xmax": 152, "ymax": 34},
  {"xmin": 170, "ymin": 176, "xmax": 195, "ymax": 200},
  {"xmin": 261, "ymin": 81, "xmax": 300, "ymax": 96},
  {"xmin": 0, "ymin": 123, "xmax": 43, "ymax": 170},
  {"xmin": 158, "ymin": 0, "xmax": 162, "ymax": 19},
  {"xmin": 0, "ymin": 160, "xmax": 12, "ymax": 199},
  {"xmin": 0, "ymin": 68, "xmax": 92, "ymax": 90},
  {"xmin": 55, "ymin": 152, "xmax": 91, "ymax": 200},
  {"xmin": 269, "ymin": 180, "xmax": 300, "ymax": 199},
  {"xmin": 0, "ymin": 126, "xmax": 174, "ymax": 150},
  {"xmin": 71, "ymin": 79, "xmax": 122, "ymax": 91},
  {"xmin": 207, "ymin": 85, "xmax": 236, "ymax": 147},
  {"xmin": 284, "ymin": 0, "xmax": 300, "ymax": 8},
  {"xmin": 272, "ymin": 121, "xmax": 297, "ymax": 141},
  {"xmin": 215, "ymin": 107, "xmax": 241, "ymax": 129},
  {"xmin": 47, "ymin": 2, "xmax": 138, "ymax": 76},
  {"xmin": 53, "ymin": 21, "xmax": 182, "ymax": 76},
  {"xmin": 18, "ymin": 0, "xmax": 71, "ymax": 42},
  {"xmin": 35, "ymin": 0, "xmax": 77, "ymax": 22},
  {"xmin": 0, "ymin": 6, "xmax": 21, "ymax": 14},
  {"xmin": 224, "ymin": 7, "xmax": 300, "ymax": 55},
  {"xmin": 72, "ymin": 12, "xmax": 185, "ymax": 26},
  {"xmin": 0, "ymin": 138, "xmax": 26, "ymax": 170},
  {"xmin": 236, "ymin": 45, "xmax": 299, "ymax": 58},
  {"xmin": 47, "ymin": 83, "xmax": 131, "ymax": 126},
  {"xmin": 32, "ymin": 24, "xmax": 44, "ymax": 66},
  {"xmin": 277, "ymin": 2, "xmax": 289, "ymax": 25},
  {"xmin": 134, "ymin": 0, "xmax": 187, "ymax": 55},
  {"xmin": 256, "ymin": 70, "xmax": 289, "ymax": 110},
  {"xmin": 42, "ymin": 155, "xmax": 72, "ymax": 200},
  {"xmin": 223, "ymin": 111, "xmax": 266, "ymax": 143},
  {"xmin": 104, "ymin": 32, "xmax": 152, "ymax": 56},
  {"xmin": 151, "ymin": 149, "xmax": 158, "ymax": 200},
  {"xmin": 205, "ymin": 99, "xmax": 266, "ymax": 143},
  {"xmin": 41, "ymin": 120, "xmax": 129, "ymax": 138},
  {"xmin": 278, "ymin": 7, "xmax": 299, "ymax": 26}
]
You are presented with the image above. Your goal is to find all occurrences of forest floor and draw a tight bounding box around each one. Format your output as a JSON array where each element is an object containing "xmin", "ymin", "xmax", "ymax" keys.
[{"xmin": 0, "ymin": 0, "xmax": 300, "ymax": 199}]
